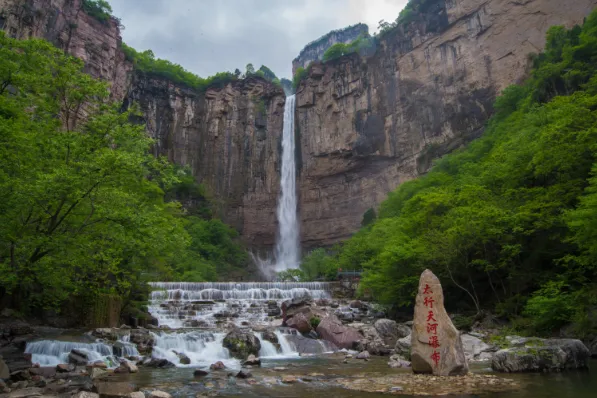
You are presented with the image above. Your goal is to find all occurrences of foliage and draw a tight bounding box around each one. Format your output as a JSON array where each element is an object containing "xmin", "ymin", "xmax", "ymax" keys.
[
  {"xmin": 276, "ymin": 269, "xmax": 305, "ymax": 282},
  {"xmin": 362, "ymin": 208, "xmax": 377, "ymax": 227},
  {"xmin": 310, "ymin": 316, "xmax": 321, "ymax": 328},
  {"xmin": 378, "ymin": 0, "xmax": 443, "ymax": 38},
  {"xmin": 299, "ymin": 249, "xmax": 337, "ymax": 281},
  {"xmin": 121, "ymin": 43, "xmax": 237, "ymax": 92},
  {"xmin": 82, "ymin": 0, "xmax": 113, "ymax": 23},
  {"xmin": 311, "ymin": 11, "xmax": 597, "ymax": 337},
  {"xmin": 294, "ymin": 23, "xmax": 368, "ymax": 62},
  {"xmin": 0, "ymin": 33, "xmax": 248, "ymax": 320},
  {"xmin": 322, "ymin": 33, "xmax": 375, "ymax": 63},
  {"xmin": 292, "ymin": 66, "xmax": 309, "ymax": 90}
]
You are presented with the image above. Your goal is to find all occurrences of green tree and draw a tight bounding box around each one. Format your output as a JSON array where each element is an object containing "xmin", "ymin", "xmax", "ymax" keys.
[{"xmin": 246, "ymin": 63, "xmax": 255, "ymax": 75}]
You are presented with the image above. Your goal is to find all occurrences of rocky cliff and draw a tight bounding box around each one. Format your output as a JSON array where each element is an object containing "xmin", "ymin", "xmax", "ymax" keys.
[
  {"xmin": 296, "ymin": 0, "xmax": 597, "ymax": 248},
  {"xmin": 0, "ymin": 0, "xmax": 286, "ymax": 249},
  {"xmin": 292, "ymin": 23, "xmax": 368, "ymax": 75}
]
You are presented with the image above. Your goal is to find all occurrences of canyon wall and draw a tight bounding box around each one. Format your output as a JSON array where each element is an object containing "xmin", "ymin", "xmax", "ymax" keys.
[
  {"xmin": 296, "ymin": 0, "xmax": 597, "ymax": 248},
  {"xmin": 292, "ymin": 23, "xmax": 368, "ymax": 76},
  {"xmin": 0, "ymin": 0, "xmax": 286, "ymax": 249}
]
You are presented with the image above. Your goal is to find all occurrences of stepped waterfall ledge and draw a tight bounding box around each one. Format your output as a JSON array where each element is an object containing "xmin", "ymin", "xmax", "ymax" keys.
[{"xmin": 274, "ymin": 94, "xmax": 300, "ymax": 275}]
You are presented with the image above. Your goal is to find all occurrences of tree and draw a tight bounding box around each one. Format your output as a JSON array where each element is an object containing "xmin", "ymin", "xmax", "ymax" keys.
[
  {"xmin": 234, "ymin": 68, "xmax": 241, "ymax": 78},
  {"xmin": 246, "ymin": 63, "xmax": 255, "ymax": 75}
]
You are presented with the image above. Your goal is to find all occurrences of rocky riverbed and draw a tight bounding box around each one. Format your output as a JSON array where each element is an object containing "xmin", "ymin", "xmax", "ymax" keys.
[{"xmin": 1, "ymin": 281, "xmax": 596, "ymax": 397}]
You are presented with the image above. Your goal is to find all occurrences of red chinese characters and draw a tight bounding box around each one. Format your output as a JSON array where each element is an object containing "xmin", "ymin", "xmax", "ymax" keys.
[{"xmin": 422, "ymin": 283, "xmax": 441, "ymax": 366}]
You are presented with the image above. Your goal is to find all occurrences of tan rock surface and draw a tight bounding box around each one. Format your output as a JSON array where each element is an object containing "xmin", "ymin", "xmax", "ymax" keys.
[{"xmin": 411, "ymin": 269, "xmax": 468, "ymax": 376}]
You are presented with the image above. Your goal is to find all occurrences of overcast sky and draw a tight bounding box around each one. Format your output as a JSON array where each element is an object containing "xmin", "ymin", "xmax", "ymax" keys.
[{"xmin": 109, "ymin": 0, "xmax": 408, "ymax": 79}]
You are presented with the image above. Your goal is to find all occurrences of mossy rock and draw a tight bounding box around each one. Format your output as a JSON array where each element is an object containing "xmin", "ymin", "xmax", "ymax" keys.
[{"xmin": 223, "ymin": 329, "xmax": 261, "ymax": 359}]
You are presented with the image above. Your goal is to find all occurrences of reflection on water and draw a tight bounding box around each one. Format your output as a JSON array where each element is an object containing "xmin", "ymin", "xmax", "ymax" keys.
[{"xmin": 127, "ymin": 357, "xmax": 597, "ymax": 398}]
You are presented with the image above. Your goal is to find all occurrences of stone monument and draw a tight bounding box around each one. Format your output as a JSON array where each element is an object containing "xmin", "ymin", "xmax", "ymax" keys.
[{"xmin": 411, "ymin": 269, "xmax": 468, "ymax": 376}]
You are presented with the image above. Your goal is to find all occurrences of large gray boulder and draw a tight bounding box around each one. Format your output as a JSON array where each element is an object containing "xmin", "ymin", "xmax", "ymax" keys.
[
  {"xmin": 316, "ymin": 315, "xmax": 362, "ymax": 350},
  {"xmin": 491, "ymin": 338, "xmax": 590, "ymax": 373},
  {"xmin": 374, "ymin": 319, "xmax": 400, "ymax": 346},
  {"xmin": 461, "ymin": 333, "xmax": 495, "ymax": 362},
  {"xmin": 395, "ymin": 335, "xmax": 412, "ymax": 359},
  {"xmin": 410, "ymin": 269, "xmax": 468, "ymax": 376},
  {"xmin": 223, "ymin": 328, "xmax": 261, "ymax": 359},
  {"xmin": 286, "ymin": 313, "xmax": 312, "ymax": 334}
]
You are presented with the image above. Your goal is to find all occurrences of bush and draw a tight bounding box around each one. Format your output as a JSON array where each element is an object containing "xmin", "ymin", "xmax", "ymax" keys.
[
  {"xmin": 310, "ymin": 316, "xmax": 321, "ymax": 328},
  {"xmin": 82, "ymin": 0, "xmax": 112, "ymax": 23}
]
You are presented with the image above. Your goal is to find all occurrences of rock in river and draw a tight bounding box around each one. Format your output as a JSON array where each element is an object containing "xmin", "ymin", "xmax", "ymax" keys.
[
  {"xmin": 491, "ymin": 338, "xmax": 590, "ymax": 372},
  {"xmin": 316, "ymin": 315, "xmax": 362, "ymax": 350},
  {"xmin": 411, "ymin": 269, "xmax": 468, "ymax": 376},
  {"xmin": 223, "ymin": 328, "xmax": 261, "ymax": 359}
]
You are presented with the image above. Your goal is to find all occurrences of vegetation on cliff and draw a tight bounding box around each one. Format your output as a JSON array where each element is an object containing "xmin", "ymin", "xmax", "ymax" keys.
[
  {"xmin": 82, "ymin": 0, "xmax": 113, "ymax": 24},
  {"xmin": 301, "ymin": 11, "xmax": 597, "ymax": 338},
  {"xmin": 0, "ymin": 33, "xmax": 247, "ymax": 321}
]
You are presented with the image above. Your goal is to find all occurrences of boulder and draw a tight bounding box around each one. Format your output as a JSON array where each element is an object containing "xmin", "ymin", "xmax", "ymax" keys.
[
  {"xmin": 89, "ymin": 367, "xmax": 108, "ymax": 379},
  {"xmin": 374, "ymin": 319, "xmax": 400, "ymax": 346},
  {"xmin": 491, "ymin": 339, "xmax": 590, "ymax": 373},
  {"xmin": 461, "ymin": 333, "xmax": 495, "ymax": 362},
  {"xmin": 68, "ymin": 350, "xmax": 88, "ymax": 366},
  {"xmin": 0, "ymin": 357, "xmax": 9, "ymax": 379},
  {"xmin": 316, "ymin": 315, "xmax": 362, "ymax": 350},
  {"xmin": 177, "ymin": 353, "xmax": 191, "ymax": 365},
  {"xmin": 222, "ymin": 329, "xmax": 261, "ymax": 359},
  {"xmin": 144, "ymin": 358, "xmax": 175, "ymax": 368},
  {"xmin": 74, "ymin": 392, "xmax": 100, "ymax": 398},
  {"xmin": 388, "ymin": 354, "xmax": 411, "ymax": 368},
  {"xmin": 94, "ymin": 381, "xmax": 135, "ymax": 397},
  {"xmin": 209, "ymin": 361, "xmax": 226, "ymax": 370},
  {"xmin": 285, "ymin": 333, "xmax": 338, "ymax": 354},
  {"xmin": 243, "ymin": 355, "xmax": 261, "ymax": 366},
  {"xmin": 29, "ymin": 366, "xmax": 56, "ymax": 378},
  {"xmin": 286, "ymin": 313, "xmax": 312, "ymax": 334},
  {"xmin": 356, "ymin": 350, "xmax": 371, "ymax": 360},
  {"xmin": 410, "ymin": 269, "xmax": 468, "ymax": 376},
  {"xmin": 112, "ymin": 342, "xmax": 126, "ymax": 357},
  {"xmin": 349, "ymin": 300, "xmax": 365, "ymax": 309},
  {"xmin": 120, "ymin": 360, "xmax": 138, "ymax": 373},
  {"xmin": 261, "ymin": 331, "xmax": 279, "ymax": 345},
  {"xmin": 236, "ymin": 369, "xmax": 252, "ymax": 379},
  {"xmin": 281, "ymin": 375, "xmax": 298, "ymax": 383},
  {"xmin": 281, "ymin": 297, "xmax": 312, "ymax": 320},
  {"xmin": 148, "ymin": 391, "xmax": 172, "ymax": 398},
  {"xmin": 128, "ymin": 393, "xmax": 145, "ymax": 398},
  {"xmin": 193, "ymin": 369, "xmax": 208, "ymax": 377},
  {"xmin": 56, "ymin": 363, "xmax": 75, "ymax": 373},
  {"xmin": 2, "ymin": 387, "xmax": 43, "ymax": 397}
]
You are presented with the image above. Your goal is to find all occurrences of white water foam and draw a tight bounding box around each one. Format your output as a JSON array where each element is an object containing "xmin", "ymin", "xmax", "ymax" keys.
[{"xmin": 24, "ymin": 336, "xmax": 138, "ymax": 367}]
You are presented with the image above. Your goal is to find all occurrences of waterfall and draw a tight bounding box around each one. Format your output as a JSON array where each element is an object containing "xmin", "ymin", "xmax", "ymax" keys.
[
  {"xmin": 148, "ymin": 281, "xmax": 331, "ymax": 328},
  {"xmin": 24, "ymin": 336, "xmax": 137, "ymax": 367},
  {"xmin": 150, "ymin": 331, "xmax": 238, "ymax": 369},
  {"xmin": 274, "ymin": 94, "xmax": 299, "ymax": 274}
]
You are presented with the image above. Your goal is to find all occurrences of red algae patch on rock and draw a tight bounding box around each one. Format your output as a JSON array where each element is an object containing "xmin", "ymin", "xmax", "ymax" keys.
[{"xmin": 336, "ymin": 373, "xmax": 519, "ymax": 395}]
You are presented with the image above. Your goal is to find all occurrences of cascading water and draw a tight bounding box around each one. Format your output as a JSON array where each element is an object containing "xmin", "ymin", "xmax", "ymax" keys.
[
  {"xmin": 273, "ymin": 94, "xmax": 299, "ymax": 275},
  {"xmin": 25, "ymin": 336, "xmax": 138, "ymax": 367}
]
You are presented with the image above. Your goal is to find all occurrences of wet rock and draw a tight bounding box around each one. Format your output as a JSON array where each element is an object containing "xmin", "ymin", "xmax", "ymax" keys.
[
  {"xmin": 281, "ymin": 297, "xmax": 312, "ymax": 321},
  {"xmin": 0, "ymin": 357, "xmax": 9, "ymax": 379},
  {"xmin": 261, "ymin": 330, "xmax": 278, "ymax": 345},
  {"xmin": 29, "ymin": 366, "xmax": 55, "ymax": 378},
  {"xmin": 92, "ymin": 328, "xmax": 119, "ymax": 341},
  {"xmin": 388, "ymin": 354, "xmax": 411, "ymax": 368},
  {"xmin": 177, "ymin": 353, "xmax": 191, "ymax": 365},
  {"xmin": 589, "ymin": 338, "xmax": 597, "ymax": 358},
  {"xmin": 9, "ymin": 370, "xmax": 30, "ymax": 382},
  {"xmin": 374, "ymin": 319, "xmax": 400, "ymax": 346},
  {"xmin": 56, "ymin": 363, "xmax": 75, "ymax": 373},
  {"xmin": 129, "ymin": 329, "xmax": 155, "ymax": 355},
  {"xmin": 74, "ymin": 392, "xmax": 100, "ymax": 398},
  {"xmin": 128, "ymin": 392, "xmax": 145, "ymax": 398},
  {"xmin": 2, "ymin": 387, "xmax": 43, "ymax": 397},
  {"xmin": 411, "ymin": 269, "xmax": 468, "ymax": 376},
  {"xmin": 356, "ymin": 350, "xmax": 370, "ymax": 360},
  {"xmin": 330, "ymin": 302, "xmax": 340, "ymax": 309},
  {"xmin": 349, "ymin": 300, "xmax": 365, "ymax": 309},
  {"xmin": 286, "ymin": 313, "xmax": 312, "ymax": 334},
  {"xmin": 316, "ymin": 315, "xmax": 362, "ymax": 349},
  {"xmin": 236, "ymin": 369, "xmax": 252, "ymax": 379},
  {"xmin": 89, "ymin": 367, "xmax": 108, "ymax": 379},
  {"xmin": 113, "ymin": 342, "xmax": 126, "ymax": 357},
  {"xmin": 68, "ymin": 350, "xmax": 89, "ymax": 366},
  {"xmin": 209, "ymin": 361, "xmax": 226, "ymax": 370},
  {"xmin": 281, "ymin": 375, "xmax": 298, "ymax": 384},
  {"xmin": 243, "ymin": 355, "xmax": 261, "ymax": 366},
  {"xmin": 223, "ymin": 328, "xmax": 261, "ymax": 359},
  {"xmin": 94, "ymin": 381, "xmax": 136, "ymax": 397},
  {"xmin": 120, "ymin": 360, "xmax": 138, "ymax": 373},
  {"xmin": 193, "ymin": 369, "xmax": 209, "ymax": 377},
  {"xmin": 148, "ymin": 391, "xmax": 172, "ymax": 398},
  {"xmin": 144, "ymin": 358, "xmax": 175, "ymax": 368},
  {"xmin": 491, "ymin": 339, "xmax": 590, "ymax": 373},
  {"xmin": 461, "ymin": 333, "xmax": 495, "ymax": 362}
]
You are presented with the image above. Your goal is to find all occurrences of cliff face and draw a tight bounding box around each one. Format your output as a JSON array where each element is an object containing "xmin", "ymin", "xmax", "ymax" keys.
[
  {"xmin": 0, "ymin": 0, "xmax": 286, "ymax": 248},
  {"xmin": 292, "ymin": 23, "xmax": 368, "ymax": 76},
  {"xmin": 126, "ymin": 74, "xmax": 285, "ymax": 248},
  {"xmin": 0, "ymin": 0, "xmax": 131, "ymax": 101},
  {"xmin": 296, "ymin": 0, "xmax": 597, "ymax": 248}
]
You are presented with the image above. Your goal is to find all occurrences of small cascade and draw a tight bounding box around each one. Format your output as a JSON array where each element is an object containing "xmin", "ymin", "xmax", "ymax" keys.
[
  {"xmin": 150, "ymin": 331, "xmax": 239, "ymax": 368},
  {"xmin": 148, "ymin": 281, "xmax": 332, "ymax": 328},
  {"xmin": 25, "ymin": 340, "xmax": 114, "ymax": 367},
  {"xmin": 278, "ymin": 327, "xmax": 337, "ymax": 354}
]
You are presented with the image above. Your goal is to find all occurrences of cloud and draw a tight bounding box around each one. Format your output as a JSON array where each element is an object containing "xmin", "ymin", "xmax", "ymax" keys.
[{"xmin": 109, "ymin": 0, "xmax": 408, "ymax": 79}]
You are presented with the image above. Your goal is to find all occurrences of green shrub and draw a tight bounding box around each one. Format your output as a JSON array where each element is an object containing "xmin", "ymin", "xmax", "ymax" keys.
[
  {"xmin": 82, "ymin": 0, "xmax": 112, "ymax": 23},
  {"xmin": 310, "ymin": 316, "xmax": 321, "ymax": 328}
]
